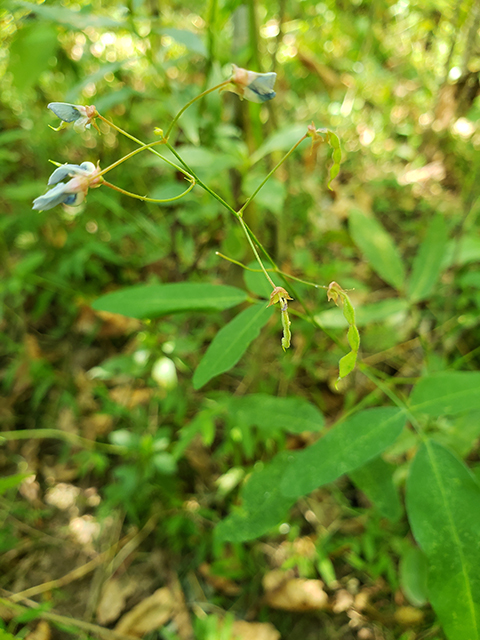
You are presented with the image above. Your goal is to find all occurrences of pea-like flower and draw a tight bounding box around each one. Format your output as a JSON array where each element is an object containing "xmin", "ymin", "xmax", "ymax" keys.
[
  {"xmin": 47, "ymin": 102, "xmax": 97, "ymax": 132},
  {"xmin": 225, "ymin": 64, "xmax": 277, "ymax": 103},
  {"xmin": 32, "ymin": 162, "xmax": 103, "ymax": 211}
]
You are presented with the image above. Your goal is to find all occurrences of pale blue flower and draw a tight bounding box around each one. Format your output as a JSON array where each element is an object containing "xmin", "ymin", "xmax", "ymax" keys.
[
  {"xmin": 47, "ymin": 103, "xmax": 97, "ymax": 132},
  {"xmin": 226, "ymin": 65, "xmax": 277, "ymax": 103},
  {"xmin": 33, "ymin": 162, "xmax": 102, "ymax": 211}
]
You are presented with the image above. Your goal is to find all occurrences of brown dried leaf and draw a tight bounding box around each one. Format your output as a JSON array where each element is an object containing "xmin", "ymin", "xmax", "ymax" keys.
[
  {"xmin": 169, "ymin": 575, "xmax": 194, "ymax": 640},
  {"xmin": 95, "ymin": 310, "xmax": 142, "ymax": 338},
  {"xmin": 109, "ymin": 386, "xmax": 153, "ymax": 409},
  {"xmin": 96, "ymin": 577, "xmax": 138, "ymax": 626},
  {"xmin": 231, "ymin": 620, "xmax": 280, "ymax": 640},
  {"xmin": 332, "ymin": 588, "xmax": 354, "ymax": 613},
  {"xmin": 82, "ymin": 413, "xmax": 114, "ymax": 439},
  {"xmin": 263, "ymin": 570, "xmax": 328, "ymax": 611},
  {"xmin": 25, "ymin": 621, "xmax": 51, "ymax": 640},
  {"xmin": 199, "ymin": 563, "xmax": 241, "ymax": 596},
  {"xmin": 114, "ymin": 587, "xmax": 174, "ymax": 637}
]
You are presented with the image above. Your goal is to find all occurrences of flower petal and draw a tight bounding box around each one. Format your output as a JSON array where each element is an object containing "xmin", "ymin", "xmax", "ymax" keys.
[
  {"xmin": 48, "ymin": 103, "xmax": 82, "ymax": 123},
  {"xmin": 48, "ymin": 161, "xmax": 97, "ymax": 185},
  {"xmin": 48, "ymin": 164, "xmax": 84, "ymax": 185},
  {"xmin": 245, "ymin": 73, "xmax": 277, "ymax": 103},
  {"xmin": 79, "ymin": 161, "xmax": 97, "ymax": 173},
  {"xmin": 33, "ymin": 182, "xmax": 70, "ymax": 211}
]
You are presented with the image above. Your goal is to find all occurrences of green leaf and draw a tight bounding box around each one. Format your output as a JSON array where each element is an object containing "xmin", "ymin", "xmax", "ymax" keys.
[
  {"xmin": 315, "ymin": 298, "xmax": 408, "ymax": 329},
  {"xmin": 410, "ymin": 372, "xmax": 480, "ymax": 417},
  {"xmin": 243, "ymin": 175, "xmax": 287, "ymax": 215},
  {"xmin": 0, "ymin": 473, "xmax": 29, "ymax": 496},
  {"xmin": 159, "ymin": 28, "xmax": 207, "ymax": 56},
  {"xmin": 408, "ymin": 214, "xmax": 448, "ymax": 302},
  {"xmin": 406, "ymin": 440, "xmax": 480, "ymax": 640},
  {"xmin": 14, "ymin": 0, "xmax": 125, "ymax": 28},
  {"xmin": 92, "ymin": 283, "xmax": 248, "ymax": 319},
  {"xmin": 349, "ymin": 209, "xmax": 406, "ymax": 290},
  {"xmin": 399, "ymin": 545, "xmax": 429, "ymax": 607},
  {"xmin": 338, "ymin": 350, "xmax": 357, "ymax": 379},
  {"xmin": 227, "ymin": 394, "xmax": 324, "ymax": 434},
  {"xmin": 325, "ymin": 130, "xmax": 342, "ymax": 188},
  {"xmin": 9, "ymin": 22, "xmax": 58, "ymax": 93},
  {"xmin": 243, "ymin": 261, "xmax": 277, "ymax": 298},
  {"xmin": 350, "ymin": 456, "xmax": 402, "ymax": 521},
  {"xmin": 193, "ymin": 303, "xmax": 274, "ymax": 389},
  {"xmin": 216, "ymin": 453, "xmax": 296, "ymax": 542},
  {"xmin": 250, "ymin": 124, "xmax": 309, "ymax": 165},
  {"xmin": 281, "ymin": 407, "xmax": 406, "ymax": 498}
]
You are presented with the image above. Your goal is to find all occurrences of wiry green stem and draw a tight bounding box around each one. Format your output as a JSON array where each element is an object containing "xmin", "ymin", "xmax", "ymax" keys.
[
  {"xmin": 164, "ymin": 80, "xmax": 230, "ymax": 139},
  {"xmin": 238, "ymin": 134, "xmax": 308, "ymax": 217}
]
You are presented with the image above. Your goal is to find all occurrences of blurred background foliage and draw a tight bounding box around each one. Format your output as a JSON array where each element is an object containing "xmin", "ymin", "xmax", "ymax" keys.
[{"xmin": 2, "ymin": 0, "xmax": 480, "ymax": 638}]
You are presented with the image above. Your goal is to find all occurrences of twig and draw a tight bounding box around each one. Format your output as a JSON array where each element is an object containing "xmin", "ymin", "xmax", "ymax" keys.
[
  {"xmin": 9, "ymin": 513, "xmax": 157, "ymax": 603},
  {"xmin": 0, "ymin": 595, "xmax": 135, "ymax": 640}
]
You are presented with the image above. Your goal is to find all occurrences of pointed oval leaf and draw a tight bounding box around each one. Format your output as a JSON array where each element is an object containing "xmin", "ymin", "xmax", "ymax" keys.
[
  {"xmin": 408, "ymin": 214, "xmax": 448, "ymax": 302},
  {"xmin": 406, "ymin": 440, "xmax": 480, "ymax": 640},
  {"xmin": 281, "ymin": 407, "xmax": 406, "ymax": 498},
  {"xmin": 399, "ymin": 545, "xmax": 429, "ymax": 607},
  {"xmin": 193, "ymin": 303, "xmax": 274, "ymax": 389},
  {"xmin": 410, "ymin": 372, "xmax": 480, "ymax": 417},
  {"xmin": 349, "ymin": 209, "xmax": 406, "ymax": 290},
  {"xmin": 92, "ymin": 283, "xmax": 248, "ymax": 319}
]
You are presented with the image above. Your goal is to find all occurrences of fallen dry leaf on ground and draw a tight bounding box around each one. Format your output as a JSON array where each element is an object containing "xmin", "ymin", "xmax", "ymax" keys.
[
  {"xmin": 169, "ymin": 575, "xmax": 194, "ymax": 640},
  {"xmin": 96, "ymin": 577, "xmax": 138, "ymax": 626},
  {"xmin": 114, "ymin": 587, "xmax": 174, "ymax": 637},
  {"xmin": 25, "ymin": 620, "xmax": 51, "ymax": 640},
  {"xmin": 199, "ymin": 562, "xmax": 241, "ymax": 596},
  {"xmin": 263, "ymin": 569, "xmax": 328, "ymax": 611},
  {"xmin": 231, "ymin": 620, "xmax": 280, "ymax": 640}
]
